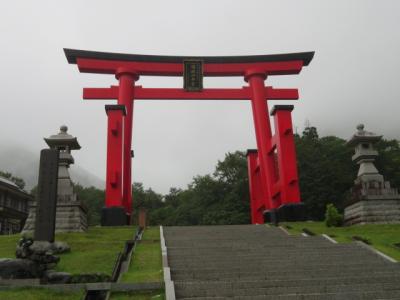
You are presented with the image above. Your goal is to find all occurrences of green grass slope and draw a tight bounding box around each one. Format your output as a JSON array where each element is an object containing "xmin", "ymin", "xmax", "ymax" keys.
[
  {"xmin": 0, "ymin": 226, "xmax": 136, "ymax": 275},
  {"xmin": 0, "ymin": 288, "xmax": 84, "ymax": 300},
  {"xmin": 0, "ymin": 234, "xmax": 20, "ymax": 258},
  {"xmin": 282, "ymin": 222, "xmax": 400, "ymax": 261},
  {"xmin": 55, "ymin": 226, "xmax": 136, "ymax": 275},
  {"xmin": 121, "ymin": 226, "xmax": 163, "ymax": 283}
]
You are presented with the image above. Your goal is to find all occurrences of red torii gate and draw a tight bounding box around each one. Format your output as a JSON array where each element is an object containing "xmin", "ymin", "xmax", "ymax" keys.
[{"xmin": 64, "ymin": 49, "xmax": 314, "ymax": 225}]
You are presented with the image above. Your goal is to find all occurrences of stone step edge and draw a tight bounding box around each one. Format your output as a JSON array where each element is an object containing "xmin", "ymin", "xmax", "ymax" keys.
[
  {"xmin": 160, "ymin": 226, "xmax": 176, "ymax": 300},
  {"xmin": 178, "ymin": 289, "xmax": 400, "ymax": 300}
]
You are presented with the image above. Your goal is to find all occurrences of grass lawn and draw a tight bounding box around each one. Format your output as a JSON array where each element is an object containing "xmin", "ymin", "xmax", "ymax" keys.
[
  {"xmin": 0, "ymin": 288, "xmax": 84, "ymax": 300},
  {"xmin": 110, "ymin": 290, "xmax": 165, "ymax": 300},
  {"xmin": 281, "ymin": 221, "xmax": 400, "ymax": 261},
  {"xmin": 121, "ymin": 226, "xmax": 163, "ymax": 283},
  {"xmin": 55, "ymin": 226, "xmax": 137, "ymax": 275},
  {"xmin": 0, "ymin": 234, "xmax": 20, "ymax": 258},
  {"xmin": 0, "ymin": 226, "xmax": 137, "ymax": 275}
]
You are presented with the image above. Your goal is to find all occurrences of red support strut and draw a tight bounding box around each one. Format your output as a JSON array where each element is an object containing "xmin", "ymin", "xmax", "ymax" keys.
[
  {"xmin": 247, "ymin": 150, "xmax": 265, "ymax": 224},
  {"xmin": 245, "ymin": 70, "xmax": 277, "ymax": 213},
  {"xmin": 271, "ymin": 105, "xmax": 300, "ymax": 205}
]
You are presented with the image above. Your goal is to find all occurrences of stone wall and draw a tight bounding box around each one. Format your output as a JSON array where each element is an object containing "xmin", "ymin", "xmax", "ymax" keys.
[{"xmin": 344, "ymin": 199, "xmax": 400, "ymax": 225}]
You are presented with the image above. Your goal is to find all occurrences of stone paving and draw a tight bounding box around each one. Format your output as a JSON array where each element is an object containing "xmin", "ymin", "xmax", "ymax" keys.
[{"xmin": 164, "ymin": 224, "xmax": 400, "ymax": 299}]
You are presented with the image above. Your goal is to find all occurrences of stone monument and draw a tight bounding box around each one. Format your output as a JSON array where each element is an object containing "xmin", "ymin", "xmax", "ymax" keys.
[
  {"xmin": 34, "ymin": 149, "xmax": 59, "ymax": 242},
  {"xmin": 344, "ymin": 124, "xmax": 400, "ymax": 225},
  {"xmin": 24, "ymin": 126, "xmax": 88, "ymax": 232}
]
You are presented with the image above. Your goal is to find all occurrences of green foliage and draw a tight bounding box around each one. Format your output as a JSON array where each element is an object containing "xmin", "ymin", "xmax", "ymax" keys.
[
  {"xmin": 324, "ymin": 203, "xmax": 343, "ymax": 227},
  {"xmin": 74, "ymin": 184, "xmax": 105, "ymax": 225},
  {"xmin": 0, "ymin": 171, "xmax": 26, "ymax": 190},
  {"xmin": 132, "ymin": 131, "xmax": 400, "ymax": 224},
  {"xmin": 296, "ymin": 127, "xmax": 356, "ymax": 220},
  {"xmin": 375, "ymin": 139, "xmax": 400, "ymax": 188},
  {"xmin": 139, "ymin": 151, "xmax": 250, "ymax": 226}
]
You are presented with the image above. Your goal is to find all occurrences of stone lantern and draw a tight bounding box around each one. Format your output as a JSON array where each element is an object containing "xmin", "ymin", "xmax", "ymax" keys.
[
  {"xmin": 23, "ymin": 126, "xmax": 88, "ymax": 232},
  {"xmin": 344, "ymin": 124, "xmax": 400, "ymax": 225},
  {"xmin": 44, "ymin": 125, "xmax": 81, "ymax": 202},
  {"xmin": 348, "ymin": 124, "xmax": 383, "ymax": 188}
]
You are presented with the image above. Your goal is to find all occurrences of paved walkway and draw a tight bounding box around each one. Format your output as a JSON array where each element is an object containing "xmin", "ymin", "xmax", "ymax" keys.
[{"xmin": 164, "ymin": 224, "xmax": 400, "ymax": 299}]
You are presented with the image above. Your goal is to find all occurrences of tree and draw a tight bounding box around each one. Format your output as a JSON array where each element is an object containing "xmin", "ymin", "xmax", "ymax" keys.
[
  {"xmin": 132, "ymin": 182, "xmax": 164, "ymax": 225},
  {"xmin": 145, "ymin": 151, "xmax": 250, "ymax": 226},
  {"xmin": 375, "ymin": 139, "xmax": 400, "ymax": 188},
  {"xmin": 74, "ymin": 184, "xmax": 105, "ymax": 225},
  {"xmin": 302, "ymin": 126, "xmax": 319, "ymax": 141},
  {"xmin": 296, "ymin": 127, "xmax": 355, "ymax": 220}
]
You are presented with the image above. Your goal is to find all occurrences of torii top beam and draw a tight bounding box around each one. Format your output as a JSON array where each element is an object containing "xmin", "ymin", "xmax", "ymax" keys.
[
  {"xmin": 64, "ymin": 49, "xmax": 314, "ymax": 77},
  {"xmin": 64, "ymin": 49, "xmax": 314, "ymax": 101}
]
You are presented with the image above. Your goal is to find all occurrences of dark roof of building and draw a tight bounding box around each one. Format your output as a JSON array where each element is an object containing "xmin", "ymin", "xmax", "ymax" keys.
[
  {"xmin": 0, "ymin": 177, "xmax": 19, "ymax": 189},
  {"xmin": 0, "ymin": 177, "xmax": 33, "ymax": 200}
]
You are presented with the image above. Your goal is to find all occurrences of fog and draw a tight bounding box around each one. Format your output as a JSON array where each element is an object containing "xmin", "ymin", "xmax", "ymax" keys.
[{"xmin": 0, "ymin": 1, "xmax": 399, "ymax": 193}]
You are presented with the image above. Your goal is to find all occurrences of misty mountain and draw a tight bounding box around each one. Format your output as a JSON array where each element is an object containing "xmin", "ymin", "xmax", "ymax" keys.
[{"xmin": 0, "ymin": 145, "xmax": 104, "ymax": 191}]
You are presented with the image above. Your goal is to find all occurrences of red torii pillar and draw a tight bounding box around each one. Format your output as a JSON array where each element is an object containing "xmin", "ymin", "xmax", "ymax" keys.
[
  {"xmin": 102, "ymin": 105, "xmax": 126, "ymax": 225},
  {"xmin": 246, "ymin": 104, "xmax": 303, "ymax": 224},
  {"xmin": 116, "ymin": 68, "xmax": 139, "ymax": 223},
  {"xmin": 271, "ymin": 105, "xmax": 300, "ymax": 208},
  {"xmin": 102, "ymin": 71, "xmax": 138, "ymax": 226}
]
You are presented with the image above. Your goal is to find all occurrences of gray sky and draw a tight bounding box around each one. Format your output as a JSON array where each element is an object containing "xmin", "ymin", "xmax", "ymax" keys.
[{"xmin": 0, "ymin": 0, "xmax": 399, "ymax": 194}]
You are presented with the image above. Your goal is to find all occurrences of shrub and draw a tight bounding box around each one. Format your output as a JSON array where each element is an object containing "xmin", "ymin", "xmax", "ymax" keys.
[
  {"xmin": 302, "ymin": 228, "xmax": 316, "ymax": 236},
  {"xmin": 352, "ymin": 235, "xmax": 372, "ymax": 245},
  {"xmin": 325, "ymin": 203, "xmax": 343, "ymax": 227}
]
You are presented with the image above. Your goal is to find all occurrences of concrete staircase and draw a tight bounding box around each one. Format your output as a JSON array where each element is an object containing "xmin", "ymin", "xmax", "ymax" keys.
[{"xmin": 163, "ymin": 225, "xmax": 400, "ymax": 300}]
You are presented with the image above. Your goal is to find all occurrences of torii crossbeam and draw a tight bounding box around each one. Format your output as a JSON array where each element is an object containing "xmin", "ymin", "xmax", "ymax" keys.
[{"xmin": 65, "ymin": 49, "xmax": 314, "ymax": 225}]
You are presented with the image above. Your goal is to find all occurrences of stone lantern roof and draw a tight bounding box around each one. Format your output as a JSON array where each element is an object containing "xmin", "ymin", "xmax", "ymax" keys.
[
  {"xmin": 44, "ymin": 125, "xmax": 81, "ymax": 150},
  {"xmin": 347, "ymin": 124, "xmax": 382, "ymax": 147}
]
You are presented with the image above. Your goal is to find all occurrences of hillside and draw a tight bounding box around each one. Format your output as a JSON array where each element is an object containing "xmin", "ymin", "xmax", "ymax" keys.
[{"xmin": 0, "ymin": 145, "xmax": 104, "ymax": 191}]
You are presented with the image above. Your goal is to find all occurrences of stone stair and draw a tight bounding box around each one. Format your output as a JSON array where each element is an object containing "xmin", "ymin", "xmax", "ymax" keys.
[{"xmin": 163, "ymin": 225, "xmax": 400, "ymax": 299}]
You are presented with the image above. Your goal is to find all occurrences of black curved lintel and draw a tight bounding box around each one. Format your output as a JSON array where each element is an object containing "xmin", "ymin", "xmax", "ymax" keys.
[{"xmin": 64, "ymin": 48, "xmax": 314, "ymax": 66}]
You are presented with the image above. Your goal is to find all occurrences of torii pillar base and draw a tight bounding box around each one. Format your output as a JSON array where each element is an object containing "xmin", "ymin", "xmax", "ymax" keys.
[
  {"xmin": 275, "ymin": 203, "xmax": 306, "ymax": 223},
  {"xmin": 264, "ymin": 203, "xmax": 306, "ymax": 225},
  {"xmin": 101, "ymin": 207, "xmax": 127, "ymax": 226}
]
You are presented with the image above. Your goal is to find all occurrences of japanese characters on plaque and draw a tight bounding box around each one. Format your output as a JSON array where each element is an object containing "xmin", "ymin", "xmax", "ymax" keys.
[{"xmin": 183, "ymin": 60, "xmax": 203, "ymax": 92}]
